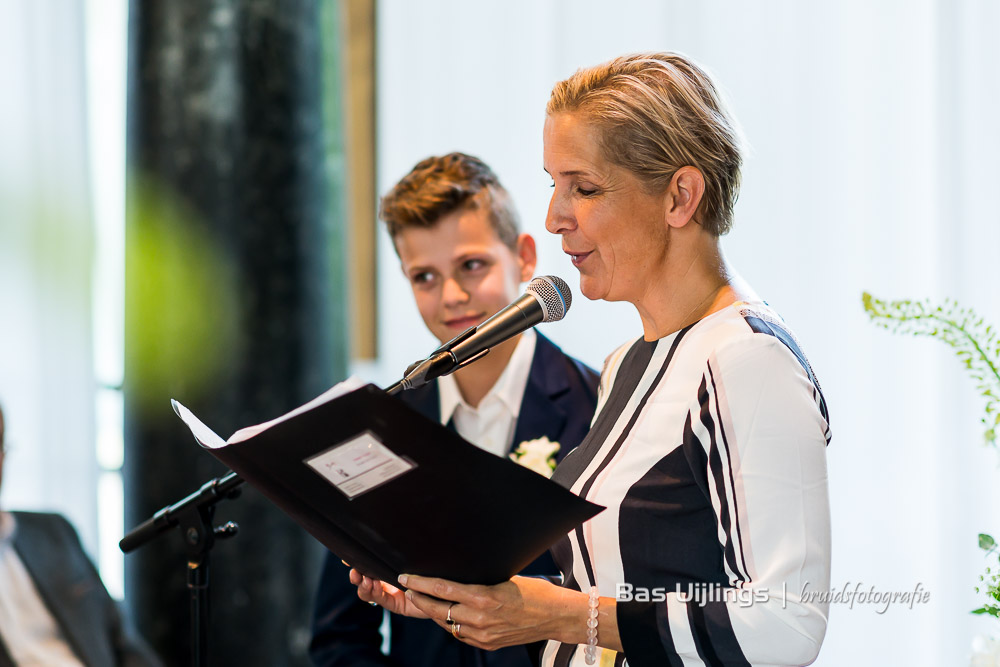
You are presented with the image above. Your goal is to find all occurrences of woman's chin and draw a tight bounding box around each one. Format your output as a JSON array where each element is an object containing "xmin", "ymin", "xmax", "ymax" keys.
[{"xmin": 577, "ymin": 276, "xmax": 608, "ymax": 302}]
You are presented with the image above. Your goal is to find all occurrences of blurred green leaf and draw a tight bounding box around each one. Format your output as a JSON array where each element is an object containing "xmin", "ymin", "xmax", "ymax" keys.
[{"xmin": 862, "ymin": 292, "xmax": 1000, "ymax": 448}]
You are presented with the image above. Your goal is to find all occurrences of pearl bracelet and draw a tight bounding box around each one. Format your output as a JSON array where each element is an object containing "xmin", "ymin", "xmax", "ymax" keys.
[{"xmin": 584, "ymin": 585, "xmax": 599, "ymax": 665}]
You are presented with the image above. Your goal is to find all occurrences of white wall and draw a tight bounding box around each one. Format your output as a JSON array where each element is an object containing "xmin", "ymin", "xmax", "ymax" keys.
[
  {"xmin": 0, "ymin": 0, "xmax": 99, "ymax": 557},
  {"xmin": 372, "ymin": 1, "xmax": 1000, "ymax": 663}
]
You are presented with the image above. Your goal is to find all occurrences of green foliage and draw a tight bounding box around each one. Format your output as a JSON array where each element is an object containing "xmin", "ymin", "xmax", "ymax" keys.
[
  {"xmin": 861, "ymin": 292, "xmax": 1000, "ymax": 447},
  {"xmin": 864, "ymin": 292, "xmax": 1000, "ymax": 624},
  {"xmin": 126, "ymin": 176, "xmax": 242, "ymax": 414},
  {"xmin": 975, "ymin": 534, "xmax": 1000, "ymax": 618}
]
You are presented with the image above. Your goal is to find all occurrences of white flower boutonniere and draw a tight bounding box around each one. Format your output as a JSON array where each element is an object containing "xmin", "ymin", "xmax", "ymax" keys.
[{"xmin": 509, "ymin": 436, "xmax": 560, "ymax": 478}]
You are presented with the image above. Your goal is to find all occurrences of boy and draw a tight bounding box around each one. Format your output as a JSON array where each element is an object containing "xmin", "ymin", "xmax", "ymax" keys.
[{"xmin": 310, "ymin": 153, "xmax": 598, "ymax": 667}]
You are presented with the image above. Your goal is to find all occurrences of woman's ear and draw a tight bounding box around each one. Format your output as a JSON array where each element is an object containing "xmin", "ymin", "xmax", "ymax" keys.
[
  {"xmin": 515, "ymin": 233, "xmax": 538, "ymax": 282},
  {"xmin": 664, "ymin": 166, "xmax": 705, "ymax": 229}
]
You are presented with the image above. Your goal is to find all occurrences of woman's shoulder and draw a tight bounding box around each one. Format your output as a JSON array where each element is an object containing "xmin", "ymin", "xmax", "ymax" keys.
[
  {"xmin": 692, "ymin": 300, "xmax": 824, "ymax": 388},
  {"xmin": 692, "ymin": 300, "xmax": 795, "ymax": 346}
]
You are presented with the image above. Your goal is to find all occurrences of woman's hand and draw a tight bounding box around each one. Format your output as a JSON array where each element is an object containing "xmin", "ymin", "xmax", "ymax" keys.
[
  {"xmin": 349, "ymin": 568, "xmax": 430, "ymax": 619},
  {"xmin": 395, "ymin": 574, "xmax": 586, "ymax": 650}
]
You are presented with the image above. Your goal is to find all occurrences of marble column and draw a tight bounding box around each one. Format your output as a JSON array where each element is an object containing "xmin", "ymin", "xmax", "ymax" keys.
[{"xmin": 124, "ymin": 1, "xmax": 348, "ymax": 664}]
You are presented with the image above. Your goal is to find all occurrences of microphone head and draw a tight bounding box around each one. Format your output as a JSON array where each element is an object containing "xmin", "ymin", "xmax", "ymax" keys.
[{"xmin": 527, "ymin": 275, "xmax": 572, "ymax": 322}]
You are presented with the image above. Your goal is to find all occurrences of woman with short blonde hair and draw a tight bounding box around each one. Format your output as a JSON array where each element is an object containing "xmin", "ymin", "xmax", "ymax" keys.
[{"xmin": 356, "ymin": 52, "xmax": 831, "ymax": 667}]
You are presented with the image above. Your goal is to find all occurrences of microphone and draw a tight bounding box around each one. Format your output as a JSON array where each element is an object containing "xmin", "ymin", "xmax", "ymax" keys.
[{"xmin": 401, "ymin": 275, "xmax": 572, "ymax": 390}]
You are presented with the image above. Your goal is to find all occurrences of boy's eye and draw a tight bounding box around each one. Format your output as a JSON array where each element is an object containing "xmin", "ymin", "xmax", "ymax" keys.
[
  {"xmin": 411, "ymin": 271, "xmax": 435, "ymax": 286},
  {"xmin": 462, "ymin": 258, "xmax": 487, "ymax": 272}
]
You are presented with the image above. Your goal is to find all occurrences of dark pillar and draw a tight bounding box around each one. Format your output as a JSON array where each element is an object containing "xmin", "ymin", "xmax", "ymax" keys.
[{"xmin": 124, "ymin": 2, "xmax": 348, "ymax": 665}]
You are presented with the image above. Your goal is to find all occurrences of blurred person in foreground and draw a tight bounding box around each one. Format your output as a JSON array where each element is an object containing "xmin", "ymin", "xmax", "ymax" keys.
[
  {"xmin": 352, "ymin": 53, "xmax": 832, "ymax": 667},
  {"xmin": 0, "ymin": 402, "xmax": 161, "ymax": 666},
  {"xmin": 310, "ymin": 152, "xmax": 600, "ymax": 666}
]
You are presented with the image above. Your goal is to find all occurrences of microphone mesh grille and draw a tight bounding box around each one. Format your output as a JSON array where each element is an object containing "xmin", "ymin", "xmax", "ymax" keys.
[{"xmin": 527, "ymin": 275, "xmax": 572, "ymax": 322}]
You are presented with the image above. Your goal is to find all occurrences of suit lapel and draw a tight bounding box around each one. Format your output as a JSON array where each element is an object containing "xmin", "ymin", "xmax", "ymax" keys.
[
  {"xmin": 397, "ymin": 379, "xmax": 440, "ymax": 422},
  {"xmin": 12, "ymin": 514, "xmax": 94, "ymax": 667},
  {"xmin": 510, "ymin": 334, "xmax": 570, "ymax": 458},
  {"xmin": 397, "ymin": 371, "xmax": 464, "ymax": 432},
  {"xmin": 0, "ymin": 638, "xmax": 14, "ymax": 667}
]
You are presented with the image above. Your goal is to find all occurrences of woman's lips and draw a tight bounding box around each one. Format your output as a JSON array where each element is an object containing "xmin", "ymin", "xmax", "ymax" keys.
[
  {"xmin": 566, "ymin": 250, "xmax": 592, "ymax": 267},
  {"xmin": 443, "ymin": 314, "xmax": 485, "ymax": 329}
]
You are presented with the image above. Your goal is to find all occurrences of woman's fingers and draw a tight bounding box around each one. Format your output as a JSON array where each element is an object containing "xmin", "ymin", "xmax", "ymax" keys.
[
  {"xmin": 397, "ymin": 574, "xmax": 512, "ymax": 647},
  {"xmin": 398, "ymin": 573, "xmax": 488, "ymax": 606},
  {"xmin": 403, "ymin": 589, "xmax": 492, "ymax": 647},
  {"xmin": 404, "ymin": 588, "xmax": 456, "ymax": 622},
  {"xmin": 354, "ymin": 573, "xmax": 569, "ymax": 649},
  {"xmin": 351, "ymin": 574, "xmax": 380, "ymax": 603}
]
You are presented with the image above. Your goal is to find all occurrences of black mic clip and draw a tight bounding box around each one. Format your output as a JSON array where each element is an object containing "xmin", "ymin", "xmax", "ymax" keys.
[
  {"xmin": 401, "ymin": 350, "xmax": 454, "ymax": 390},
  {"xmin": 401, "ymin": 325, "xmax": 483, "ymax": 389}
]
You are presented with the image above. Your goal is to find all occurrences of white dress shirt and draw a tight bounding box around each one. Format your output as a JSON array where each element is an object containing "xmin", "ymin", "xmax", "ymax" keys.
[
  {"xmin": 0, "ymin": 511, "xmax": 85, "ymax": 666},
  {"xmin": 437, "ymin": 329, "xmax": 536, "ymax": 458}
]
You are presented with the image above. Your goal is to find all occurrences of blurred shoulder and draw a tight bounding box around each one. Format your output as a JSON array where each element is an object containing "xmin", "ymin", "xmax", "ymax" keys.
[
  {"xmin": 11, "ymin": 510, "xmax": 75, "ymax": 532},
  {"xmin": 10, "ymin": 510, "xmax": 82, "ymax": 548}
]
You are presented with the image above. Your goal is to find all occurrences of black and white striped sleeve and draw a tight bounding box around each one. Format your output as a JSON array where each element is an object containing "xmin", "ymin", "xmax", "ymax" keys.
[{"xmin": 617, "ymin": 334, "xmax": 832, "ymax": 666}]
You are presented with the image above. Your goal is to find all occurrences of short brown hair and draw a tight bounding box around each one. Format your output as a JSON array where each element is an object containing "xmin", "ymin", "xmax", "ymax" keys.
[
  {"xmin": 547, "ymin": 52, "xmax": 744, "ymax": 236},
  {"xmin": 379, "ymin": 152, "xmax": 520, "ymax": 249}
]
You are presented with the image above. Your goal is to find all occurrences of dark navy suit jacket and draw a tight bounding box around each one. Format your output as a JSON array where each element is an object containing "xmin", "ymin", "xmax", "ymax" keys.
[
  {"xmin": 0, "ymin": 512, "xmax": 160, "ymax": 667},
  {"xmin": 310, "ymin": 334, "xmax": 599, "ymax": 667}
]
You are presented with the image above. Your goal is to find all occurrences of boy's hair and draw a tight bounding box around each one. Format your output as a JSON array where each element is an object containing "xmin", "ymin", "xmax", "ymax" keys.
[{"xmin": 379, "ymin": 152, "xmax": 520, "ymax": 250}]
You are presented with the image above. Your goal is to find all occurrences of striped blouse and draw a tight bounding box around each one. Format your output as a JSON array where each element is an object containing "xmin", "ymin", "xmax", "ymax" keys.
[{"xmin": 543, "ymin": 301, "xmax": 831, "ymax": 667}]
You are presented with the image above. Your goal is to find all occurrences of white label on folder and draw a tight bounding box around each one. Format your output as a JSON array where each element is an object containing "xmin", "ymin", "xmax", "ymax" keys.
[{"xmin": 305, "ymin": 432, "xmax": 414, "ymax": 498}]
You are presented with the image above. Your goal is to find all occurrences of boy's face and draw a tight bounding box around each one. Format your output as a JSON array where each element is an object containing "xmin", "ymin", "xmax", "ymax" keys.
[{"xmin": 395, "ymin": 206, "xmax": 536, "ymax": 345}]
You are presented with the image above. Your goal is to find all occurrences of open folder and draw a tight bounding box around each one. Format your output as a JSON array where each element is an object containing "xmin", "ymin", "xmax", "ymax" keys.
[{"xmin": 172, "ymin": 379, "xmax": 603, "ymax": 586}]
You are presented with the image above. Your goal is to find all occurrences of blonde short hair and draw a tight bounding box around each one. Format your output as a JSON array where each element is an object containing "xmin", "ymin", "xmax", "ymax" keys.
[{"xmin": 547, "ymin": 52, "xmax": 744, "ymax": 236}]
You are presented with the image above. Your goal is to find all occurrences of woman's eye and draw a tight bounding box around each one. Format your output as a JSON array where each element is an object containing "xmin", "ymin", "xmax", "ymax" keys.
[{"xmin": 576, "ymin": 185, "xmax": 598, "ymax": 197}]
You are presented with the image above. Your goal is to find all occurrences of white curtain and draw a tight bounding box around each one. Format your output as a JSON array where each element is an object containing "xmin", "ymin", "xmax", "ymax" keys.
[
  {"xmin": 373, "ymin": 0, "xmax": 1000, "ymax": 663},
  {"xmin": 0, "ymin": 2, "xmax": 98, "ymax": 555}
]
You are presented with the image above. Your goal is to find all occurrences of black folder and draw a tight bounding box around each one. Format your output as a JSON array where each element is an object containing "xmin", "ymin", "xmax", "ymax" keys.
[{"xmin": 173, "ymin": 382, "xmax": 603, "ymax": 585}]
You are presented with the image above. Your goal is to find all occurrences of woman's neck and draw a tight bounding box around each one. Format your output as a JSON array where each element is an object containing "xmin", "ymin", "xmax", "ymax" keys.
[
  {"xmin": 633, "ymin": 239, "xmax": 754, "ymax": 340},
  {"xmin": 450, "ymin": 333, "xmax": 521, "ymax": 408}
]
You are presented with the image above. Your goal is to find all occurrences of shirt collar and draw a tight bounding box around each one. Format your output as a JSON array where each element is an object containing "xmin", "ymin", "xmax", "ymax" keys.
[{"xmin": 438, "ymin": 329, "xmax": 537, "ymax": 423}]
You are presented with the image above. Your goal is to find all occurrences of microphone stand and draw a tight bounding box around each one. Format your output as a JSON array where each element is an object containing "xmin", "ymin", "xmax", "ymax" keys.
[
  {"xmin": 120, "ymin": 382, "xmax": 407, "ymax": 667},
  {"xmin": 121, "ymin": 274, "xmax": 566, "ymax": 665}
]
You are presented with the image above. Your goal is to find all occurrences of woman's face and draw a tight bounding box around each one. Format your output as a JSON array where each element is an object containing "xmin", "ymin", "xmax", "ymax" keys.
[{"xmin": 543, "ymin": 112, "xmax": 670, "ymax": 304}]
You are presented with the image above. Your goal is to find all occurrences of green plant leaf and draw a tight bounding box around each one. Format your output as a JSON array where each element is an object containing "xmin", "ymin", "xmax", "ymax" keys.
[{"xmin": 862, "ymin": 292, "xmax": 1000, "ymax": 448}]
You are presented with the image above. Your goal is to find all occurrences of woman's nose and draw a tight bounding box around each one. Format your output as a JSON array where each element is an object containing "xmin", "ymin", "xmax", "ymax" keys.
[{"xmin": 545, "ymin": 193, "xmax": 574, "ymax": 235}]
